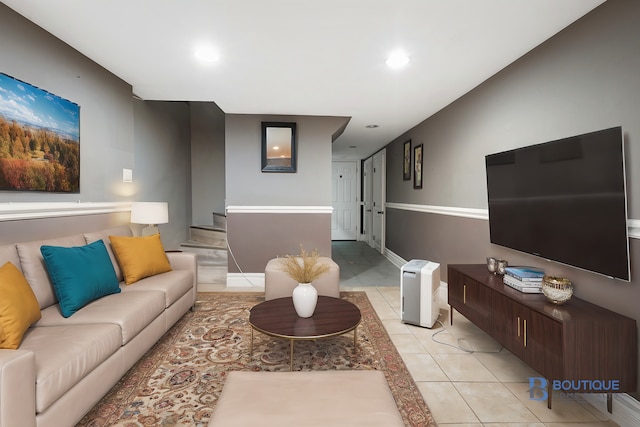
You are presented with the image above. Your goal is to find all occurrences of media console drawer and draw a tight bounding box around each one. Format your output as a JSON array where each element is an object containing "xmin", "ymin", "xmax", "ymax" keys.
[{"xmin": 447, "ymin": 264, "xmax": 637, "ymax": 411}]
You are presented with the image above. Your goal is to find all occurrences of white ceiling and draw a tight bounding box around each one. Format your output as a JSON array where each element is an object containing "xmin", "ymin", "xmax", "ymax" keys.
[{"xmin": 3, "ymin": 0, "xmax": 605, "ymax": 160}]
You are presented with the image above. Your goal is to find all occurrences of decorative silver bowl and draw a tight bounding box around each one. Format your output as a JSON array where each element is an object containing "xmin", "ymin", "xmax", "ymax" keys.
[{"xmin": 542, "ymin": 275, "xmax": 573, "ymax": 305}]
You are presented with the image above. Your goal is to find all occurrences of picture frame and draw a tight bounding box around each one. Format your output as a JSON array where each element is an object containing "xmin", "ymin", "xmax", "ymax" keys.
[
  {"xmin": 413, "ymin": 144, "xmax": 423, "ymax": 189},
  {"xmin": 403, "ymin": 140, "xmax": 411, "ymax": 181},
  {"xmin": 0, "ymin": 73, "xmax": 80, "ymax": 192},
  {"xmin": 261, "ymin": 122, "xmax": 297, "ymax": 173}
]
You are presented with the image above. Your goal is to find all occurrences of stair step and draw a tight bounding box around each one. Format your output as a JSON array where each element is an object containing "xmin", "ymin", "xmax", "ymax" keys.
[
  {"xmin": 189, "ymin": 226, "xmax": 227, "ymax": 247},
  {"xmin": 212, "ymin": 212, "xmax": 227, "ymax": 231},
  {"xmin": 181, "ymin": 241, "xmax": 227, "ymax": 251}
]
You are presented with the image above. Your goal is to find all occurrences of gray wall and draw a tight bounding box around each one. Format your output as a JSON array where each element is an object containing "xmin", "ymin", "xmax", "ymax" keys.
[
  {"xmin": 225, "ymin": 114, "xmax": 348, "ymax": 206},
  {"xmin": 191, "ymin": 102, "xmax": 226, "ymax": 226},
  {"xmin": 132, "ymin": 100, "xmax": 192, "ymax": 249},
  {"xmin": 225, "ymin": 114, "xmax": 348, "ymax": 272},
  {"xmin": 0, "ymin": 4, "xmax": 192, "ymax": 249},
  {"xmin": 384, "ymin": 0, "xmax": 640, "ymax": 399},
  {"xmin": 0, "ymin": 3, "xmax": 134, "ymax": 203}
]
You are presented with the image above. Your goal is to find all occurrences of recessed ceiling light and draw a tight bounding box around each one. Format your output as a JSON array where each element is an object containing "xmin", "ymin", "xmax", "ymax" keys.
[
  {"xmin": 365, "ymin": 124, "xmax": 379, "ymax": 128},
  {"xmin": 194, "ymin": 46, "xmax": 220, "ymax": 64},
  {"xmin": 385, "ymin": 51, "xmax": 410, "ymax": 69}
]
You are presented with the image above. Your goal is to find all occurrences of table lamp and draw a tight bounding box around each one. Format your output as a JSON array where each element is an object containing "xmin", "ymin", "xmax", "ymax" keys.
[{"xmin": 130, "ymin": 202, "xmax": 168, "ymax": 236}]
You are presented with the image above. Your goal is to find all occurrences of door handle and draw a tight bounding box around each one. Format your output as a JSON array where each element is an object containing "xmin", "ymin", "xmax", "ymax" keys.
[
  {"xmin": 365, "ymin": 209, "xmax": 372, "ymax": 212},
  {"xmin": 377, "ymin": 211, "xmax": 384, "ymax": 214}
]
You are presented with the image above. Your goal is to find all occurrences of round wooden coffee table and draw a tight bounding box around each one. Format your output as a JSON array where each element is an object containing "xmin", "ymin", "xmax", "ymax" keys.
[{"xmin": 249, "ymin": 296, "xmax": 361, "ymax": 371}]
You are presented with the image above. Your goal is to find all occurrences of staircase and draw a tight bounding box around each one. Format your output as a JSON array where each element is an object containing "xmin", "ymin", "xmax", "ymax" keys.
[{"xmin": 180, "ymin": 213, "xmax": 227, "ymax": 284}]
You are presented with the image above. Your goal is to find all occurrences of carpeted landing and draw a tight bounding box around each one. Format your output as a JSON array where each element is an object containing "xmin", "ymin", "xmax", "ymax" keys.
[{"xmin": 76, "ymin": 292, "xmax": 436, "ymax": 427}]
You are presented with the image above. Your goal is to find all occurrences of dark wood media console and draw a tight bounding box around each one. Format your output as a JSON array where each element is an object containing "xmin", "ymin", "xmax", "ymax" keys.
[{"xmin": 448, "ymin": 264, "xmax": 637, "ymax": 412}]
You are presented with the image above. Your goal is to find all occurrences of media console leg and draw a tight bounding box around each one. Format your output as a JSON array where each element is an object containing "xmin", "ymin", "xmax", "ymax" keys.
[
  {"xmin": 547, "ymin": 389, "xmax": 552, "ymax": 410},
  {"xmin": 607, "ymin": 393, "xmax": 612, "ymax": 413},
  {"xmin": 450, "ymin": 307, "xmax": 453, "ymax": 325}
]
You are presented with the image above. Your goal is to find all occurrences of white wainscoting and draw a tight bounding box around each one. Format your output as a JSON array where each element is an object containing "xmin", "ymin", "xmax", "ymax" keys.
[
  {"xmin": 0, "ymin": 202, "xmax": 132, "ymax": 221},
  {"xmin": 386, "ymin": 203, "xmax": 639, "ymax": 239},
  {"xmin": 226, "ymin": 206, "xmax": 333, "ymax": 214}
]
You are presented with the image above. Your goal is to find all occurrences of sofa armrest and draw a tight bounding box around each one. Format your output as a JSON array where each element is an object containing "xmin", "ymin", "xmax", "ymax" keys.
[
  {"xmin": 166, "ymin": 252, "xmax": 198, "ymax": 301},
  {"xmin": 0, "ymin": 349, "xmax": 36, "ymax": 427}
]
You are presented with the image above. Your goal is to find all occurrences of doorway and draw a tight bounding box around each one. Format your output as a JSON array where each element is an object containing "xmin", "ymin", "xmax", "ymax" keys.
[
  {"xmin": 331, "ymin": 161, "xmax": 358, "ymax": 240},
  {"xmin": 371, "ymin": 150, "xmax": 386, "ymax": 254}
]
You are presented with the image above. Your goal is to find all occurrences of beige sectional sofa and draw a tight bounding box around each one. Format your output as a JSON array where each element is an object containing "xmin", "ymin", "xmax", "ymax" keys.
[{"xmin": 0, "ymin": 226, "xmax": 197, "ymax": 427}]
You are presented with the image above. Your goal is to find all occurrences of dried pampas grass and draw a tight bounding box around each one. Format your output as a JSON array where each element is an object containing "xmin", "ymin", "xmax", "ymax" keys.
[{"xmin": 279, "ymin": 246, "xmax": 330, "ymax": 283}]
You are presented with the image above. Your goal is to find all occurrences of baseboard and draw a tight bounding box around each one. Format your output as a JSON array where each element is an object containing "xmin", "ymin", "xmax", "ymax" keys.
[
  {"xmin": 226, "ymin": 273, "xmax": 265, "ymax": 289},
  {"xmin": 383, "ymin": 248, "xmax": 407, "ymax": 269},
  {"xmin": 582, "ymin": 393, "xmax": 640, "ymax": 427}
]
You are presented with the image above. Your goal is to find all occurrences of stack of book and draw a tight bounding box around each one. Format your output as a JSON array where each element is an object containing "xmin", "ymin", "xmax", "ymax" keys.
[{"xmin": 503, "ymin": 266, "xmax": 545, "ymax": 293}]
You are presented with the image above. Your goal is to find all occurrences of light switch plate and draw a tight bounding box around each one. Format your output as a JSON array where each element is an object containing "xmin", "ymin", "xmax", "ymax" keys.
[{"xmin": 123, "ymin": 168, "xmax": 133, "ymax": 183}]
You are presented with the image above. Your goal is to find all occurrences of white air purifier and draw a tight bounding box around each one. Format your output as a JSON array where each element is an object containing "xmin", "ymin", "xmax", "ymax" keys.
[{"xmin": 400, "ymin": 259, "xmax": 441, "ymax": 328}]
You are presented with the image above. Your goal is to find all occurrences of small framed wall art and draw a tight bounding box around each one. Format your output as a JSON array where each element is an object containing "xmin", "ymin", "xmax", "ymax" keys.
[
  {"xmin": 261, "ymin": 122, "xmax": 297, "ymax": 173},
  {"xmin": 403, "ymin": 140, "xmax": 411, "ymax": 181},
  {"xmin": 413, "ymin": 143, "xmax": 423, "ymax": 189}
]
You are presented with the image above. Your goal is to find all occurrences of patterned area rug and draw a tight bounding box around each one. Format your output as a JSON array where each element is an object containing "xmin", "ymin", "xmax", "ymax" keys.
[{"xmin": 77, "ymin": 292, "xmax": 435, "ymax": 427}]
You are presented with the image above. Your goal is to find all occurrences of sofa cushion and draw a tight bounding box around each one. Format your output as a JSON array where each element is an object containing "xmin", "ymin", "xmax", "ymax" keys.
[
  {"xmin": 19, "ymin": 323, "xmax": 121, "ymax": 413},
  {"xmin": 16, "ymin": 235, "xmax": 86, "ymax": 309},
  {"xmin": 83, "ymin": 225, "xmax": 133, "ymax": 282},
  {"xmin": 35, "ymin": 290, "xmax": 166, "ymax": 345},
  {"xmin": 119, "ymin": 269, "xmax": 193, "ymax": 308},
  {"xmin": 109, "ymin": 234, "xmax": 172, "ymax": 285},
  {"xmin": 0, "ymin": 262, "xmax": 42, "ymax": 349},
  {"xmin": 0, "ymin": 243, "xmax": 20, "ymax": 271},
  {"xmin": 40, "ymin": 240, "xmax": 121, "ymax": 318}
]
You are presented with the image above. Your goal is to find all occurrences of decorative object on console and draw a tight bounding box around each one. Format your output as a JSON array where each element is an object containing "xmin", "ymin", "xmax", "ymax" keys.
[
  {"xmin": 278, "ymin": 246, "xmax": 330, "ymax": 317},
  {"xmin": 503, "ymin": 266, "xmax": 544, "ymax": 293},
  {"xmin": 542, "ymin": 275, "xmax": 573, "ymax": 304},
  {"xmin": 496, "ymin": 259, "xmax": 508, "ymax": 275},
  {"xmin": 130, "ymin": 202, "xmax": 169, "ymax": 236},
  {"xmin": 503, "ymin": 274, "xmax": 542, "ymax": 293},
  {"xmin": 504, "ymin": 266, "xmax": 545, "ymax": 281},
  {"xmin": 486, "ymin": 257, "xmax": 497, "ymax": 273}
]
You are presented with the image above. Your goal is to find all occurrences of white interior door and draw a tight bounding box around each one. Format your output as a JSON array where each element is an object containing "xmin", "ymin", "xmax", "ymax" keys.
[
  {"xmin": 372, "ymin": 150, "xmax": 386, "ymax": 253},
  {"xmin": 331, "ymin": 161, "xmax": 358, "ymax": 240},
  {"xmin": 362, "ymin": 157, "xmax": 373, "ymax": 245}
]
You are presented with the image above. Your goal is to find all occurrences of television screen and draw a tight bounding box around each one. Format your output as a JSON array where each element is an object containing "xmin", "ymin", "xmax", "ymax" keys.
[{"xmin": 485, "ymin": 126, "xmax": 630, "ymax": 281}]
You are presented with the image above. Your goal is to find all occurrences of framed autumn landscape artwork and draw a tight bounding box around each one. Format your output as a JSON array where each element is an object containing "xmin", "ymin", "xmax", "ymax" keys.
[{"xmin": 0, "ymin": 73, "xmax": 80, "ymax": 192}]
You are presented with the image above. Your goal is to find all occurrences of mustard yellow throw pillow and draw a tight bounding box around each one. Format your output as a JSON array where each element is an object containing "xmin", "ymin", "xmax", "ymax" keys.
[
  {"xmin": 109, "ymin": 234, "xmax": 172, "ymax": 285},
  {"xmin": 0, "ymin": 262, "xmax": 42, "ymax": 349}
]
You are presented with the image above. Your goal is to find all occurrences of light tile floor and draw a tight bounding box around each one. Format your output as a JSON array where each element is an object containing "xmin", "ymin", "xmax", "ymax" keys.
[
  {"xmin": 201, "ymin": 241, "xmax": 619, "ymax": 427},
  {"xmin": 350, "ymin": 286, "xmax": 618, "ymax": 427}
]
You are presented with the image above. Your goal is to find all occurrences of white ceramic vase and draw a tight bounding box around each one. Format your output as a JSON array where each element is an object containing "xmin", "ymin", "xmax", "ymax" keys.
[{"xmin": 292, "ymin": 282, "xmax": 318, "ymax": 318}]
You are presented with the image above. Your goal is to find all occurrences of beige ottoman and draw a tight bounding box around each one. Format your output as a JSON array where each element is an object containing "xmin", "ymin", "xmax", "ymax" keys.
[
  {"xmin": 208, "ymin": 370, "xmax": 405, "ymax": 427},
  {"xmin": 264, "ymin": 257, "xmax": 340, "ymax": 300}
]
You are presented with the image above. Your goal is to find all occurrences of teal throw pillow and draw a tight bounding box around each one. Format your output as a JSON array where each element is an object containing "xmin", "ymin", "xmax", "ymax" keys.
[{"xmin": 41, "ymin": 240, "xmax": 121, "ymax": 318}]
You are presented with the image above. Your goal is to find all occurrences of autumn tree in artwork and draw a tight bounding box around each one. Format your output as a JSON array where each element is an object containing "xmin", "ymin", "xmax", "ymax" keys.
[{"xmin": 0, "ymin": 117, "xmax": 79, "ymax": 192}]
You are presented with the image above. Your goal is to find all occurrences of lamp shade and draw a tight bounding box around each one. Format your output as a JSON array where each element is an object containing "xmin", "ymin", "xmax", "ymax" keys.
[{"xmin": 130, "ymin": 202, "xmax": 169, "ymax": 225}]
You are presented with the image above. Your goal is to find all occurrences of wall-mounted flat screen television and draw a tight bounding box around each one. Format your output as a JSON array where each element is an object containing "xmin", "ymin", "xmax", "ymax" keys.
[{"xmin": 485, "ymin": 126, "xmax": 630, "ymax": 281}]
